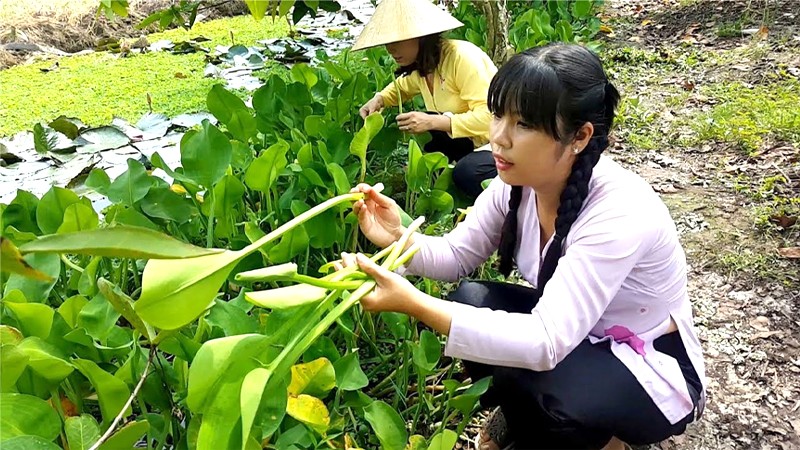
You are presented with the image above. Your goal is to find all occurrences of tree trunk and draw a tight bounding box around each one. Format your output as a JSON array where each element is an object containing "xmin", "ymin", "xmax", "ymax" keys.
[{"xmin": 473, "ymin": 0, "xmax": 512, "ymax": 66}]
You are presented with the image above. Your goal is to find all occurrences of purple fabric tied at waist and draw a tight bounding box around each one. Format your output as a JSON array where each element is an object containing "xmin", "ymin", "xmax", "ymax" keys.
[{"xmin": 604, "ymin": 325, "xmax": 647, "ymax": 356}]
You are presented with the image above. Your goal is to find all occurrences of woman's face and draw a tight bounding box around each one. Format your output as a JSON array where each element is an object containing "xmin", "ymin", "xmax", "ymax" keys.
[
  {"xmin": 490, "ymin": 113, "xmax": 592, "ymax": 192},
  {"xmin": 385, "ymin": 38, "xmax": 420, "ymax": 67}
]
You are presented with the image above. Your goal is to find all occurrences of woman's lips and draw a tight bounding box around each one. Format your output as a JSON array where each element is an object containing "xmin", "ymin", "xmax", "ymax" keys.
[{"xmin": 493, "ymin": 153, "xmax": 514, "ymax": 171}]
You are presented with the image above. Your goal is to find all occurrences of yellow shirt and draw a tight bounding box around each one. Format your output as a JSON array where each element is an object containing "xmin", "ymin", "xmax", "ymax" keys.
[{"xmin": 379, "ymin": 39, "xmax": 497, "ymax": 147}]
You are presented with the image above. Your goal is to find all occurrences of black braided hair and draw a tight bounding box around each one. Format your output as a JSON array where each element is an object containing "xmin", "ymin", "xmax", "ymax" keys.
[{"xmin": 490, "ymin": 44, "xmax": 621, "ymax": 287}]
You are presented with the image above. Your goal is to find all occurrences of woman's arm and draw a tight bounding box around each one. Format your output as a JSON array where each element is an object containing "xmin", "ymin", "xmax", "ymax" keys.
[
  {"xmin": 378, "ymin": 73, "xmax": 421, "ymax": 107},
  {"xmin": 446, "ymin": 44, "xmax": 497, "ymax": 139}
]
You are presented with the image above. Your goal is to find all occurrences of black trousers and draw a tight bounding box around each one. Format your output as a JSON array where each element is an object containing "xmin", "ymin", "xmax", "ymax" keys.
[
  {"xmin": 447, "ymin": 280, "xmax": 703, "ymax": 449},
  {"xmin": 424, "ymin": 128, "xmax": 497, "ymax": 199}
]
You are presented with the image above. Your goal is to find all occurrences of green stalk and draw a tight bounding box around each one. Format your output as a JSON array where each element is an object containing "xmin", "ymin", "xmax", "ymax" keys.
[
  {"xmin": 206, "ymin": 192, "xmax": 216, "ymax": 248},
  {"xmin": 269, "ymin": 275, "xmax": 363, "ymax": 291},
  {"xmin": 243, "ymin": 192, "xmax": 365, "ymax": 254}
]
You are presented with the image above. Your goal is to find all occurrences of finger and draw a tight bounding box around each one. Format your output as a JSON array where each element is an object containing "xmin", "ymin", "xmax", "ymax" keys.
[
  {"xmin": 341, "ymin": 252, "xmax": 357, "ymax": 268},
  {"xmin": 396, "ymin": 112, "xmax": 410, "ymax": 120},
  {"xmin": 332, "ymin": 261, "xmax": 343, "ymax": 271},
  {"xmin": 355, "ymin": 253, "xmax": 386, "ymax": 280},
  {"xmin": 366, "ymin": 187, "xmax": 395, "ymax": 209}
]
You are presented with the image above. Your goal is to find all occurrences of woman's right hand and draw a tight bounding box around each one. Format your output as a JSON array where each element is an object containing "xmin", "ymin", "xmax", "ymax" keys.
[
  {"xmin": 359, "ymin": 94, "xmax": 384, "ymax": 119},
  {"xmin": 351, "ymin": 183, "xmax": 404, "ymax": 248}
]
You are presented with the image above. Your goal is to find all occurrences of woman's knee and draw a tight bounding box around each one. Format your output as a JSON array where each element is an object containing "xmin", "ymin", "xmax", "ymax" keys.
[{"xmin": 453, "ymin": 153, "xmax": 496, "ymax": 198}]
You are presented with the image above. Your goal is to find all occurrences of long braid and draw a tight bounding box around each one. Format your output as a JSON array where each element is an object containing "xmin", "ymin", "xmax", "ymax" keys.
[
  {"xmin": 537, "ymin": 135, "xmax": 606, "ymax": 288},
  {"xmin": 498, "ymin": 185, "xmax": 523, "ymax": 277}
]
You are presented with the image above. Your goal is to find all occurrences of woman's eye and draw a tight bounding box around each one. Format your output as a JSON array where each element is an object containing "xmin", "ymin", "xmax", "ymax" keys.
[{"xmin": 517, "ymin": 121, "xmax": 532, "ymax": 129}]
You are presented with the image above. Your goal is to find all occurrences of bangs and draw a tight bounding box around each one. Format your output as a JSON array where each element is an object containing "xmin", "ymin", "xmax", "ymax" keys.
[{"xmin": 487, "ymin": 55, "xmax": 564, "ymax": 140}]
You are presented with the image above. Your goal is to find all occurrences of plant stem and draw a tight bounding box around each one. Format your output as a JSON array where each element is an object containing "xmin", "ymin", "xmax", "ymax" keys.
[
  {"xmin": 244, "ymin": 193, "xmax": 365, "ymax": 254},
  {"xmin": 206, "ymin": 192, "xmax": 216, "ymax": 248},
  {"xmin": 60, "ymin": 254, "xmax": 83, "ymax": 272},
  {"xmin": 49, "ymin": 387, "xmax": 68, "ymax": 449},
  {"xmin": 89, "ymin": 348, "xmax": 154, "ymax": 450}
]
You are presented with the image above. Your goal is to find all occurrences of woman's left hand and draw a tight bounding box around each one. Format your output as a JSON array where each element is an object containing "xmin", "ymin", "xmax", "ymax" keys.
[
  {"xmin": 397, "ymin": 112, "xmax": 436, "ymax": 134},
  {"xmin": 335, "ymin": 253, "xmax": 421, "ymax": 313}
]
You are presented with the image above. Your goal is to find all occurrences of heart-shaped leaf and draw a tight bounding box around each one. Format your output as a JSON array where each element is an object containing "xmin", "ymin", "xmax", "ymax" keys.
[
  {"xmin": 36, "ymin": 186, "xmax": 81, "ymax": 234},
  {"xmin": 244, "ymin": 140, "xmax": 289, "ymax": 193},
  {"xmin": 180, "ymin": 120, "xmax": 232, "ymax": 188},
  {"xmin": 0, "ymin": 238, "xmax": 52, "ymax": 281},
  {"xmin": 107, "ymin": 158, "xmax": 152, "ymax": 206},
  {"xmin": 332, "ymin": 351, "xmax": 368, "ymax": 391}
]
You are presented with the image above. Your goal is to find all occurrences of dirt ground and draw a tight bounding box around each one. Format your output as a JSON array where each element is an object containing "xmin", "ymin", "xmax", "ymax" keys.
[{"xmin": 599, "ymin": 1, "xmax": 799, "ymax": 449}]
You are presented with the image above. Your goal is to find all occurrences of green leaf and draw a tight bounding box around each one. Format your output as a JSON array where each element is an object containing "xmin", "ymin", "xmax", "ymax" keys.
[
  {"xmin": 4, "ymin": 301, "xmax": 54, "ymax": 339},
  {"xmin": 332, "ymin": 351, "xmax": 368, "ymax": 391},
  {"xmin": 303, "ymin": 115, "xmax": 325, "ymax": 138},
  {"xmin": 4, "ymin": 190, "xmax": 40, "ymax": 234},
  {"xmin": 0, "ymin": 238, "xmax": 52, "ymax": 282},
  {"xmin": 187, "ymin": 334, "xmax": 270, "ymax": 413},
  {"xmin": 77, "ymin": 293, "xmax": 121, "ymax": 342},
  {"xmin": 48, "ymin": 115, "xmax": 81, "ymax": 140},
  {"xmin": 288, "ymin": 358, "xmax": 335, "ymax": 398},
  {"xmin": 135, "ymin": 250, "xmax": 241, "ymax": 330},
  {"xmin": 303, "ymin": 335, "xmax": 339, "ymax": 364},
  {"xmin": 267, "ymin": 225, "xmax": 309, "ymax": 264},
  {"xmin": 572, "ymin": 0, "xmax": 593, "ymax": 19},
  {"xmin": 244, "ymin": 140, "xmax": 289, "ymax": 193},
  {"xmin": 33, "ymin": 123, "xmax": 58, "ymax": 154},
  {"xmin": 326, "ymin": 163, "xmax": 350, "ymax": 195},
  {"xmin": 555, "ymin": 19, "xmax": 574, "ymax": 42},
  {"xmin": 157, "ymin": 332, "xmax": 201, "ymax": 362},
  {"xmin": 448, "ymin": 376, "xmax": 492, "ymax": 415},
  {"xmin": 188, "ymin": 335, "xmax": 270, "ymax": 449},
  {"xmin": 212, "ymin": 174, "xmax": 246, "ymax": 217},
  {"xmin": 408, "ymin": 434, "xmax": 427, "ymax": 450},
  {"xmin": 97, "ymin": 278, "xmax": 153, "ymax": 341},
  {"xmin": 240, "ymin": 368, "xmax": 288, "ymax": 448},
  {"xmin": 180, "ymin": 120, "xmax": 233, "ymax": 188},
  {"xmin": 206, "ymin": 299, "xmax": 259, "ymax": 337},
  {"xmin": 65, "ymin": 414, "xmax": 102, "ymax": 450},
  {"xmin": 427, "ymin": 430, "xmax": 458, "ymax": 450},
  {"xmin": 93, "ymin": 162, "xmax": 122, "ymax": 190},
  {"xmin": 286, "ymin": 394, "xmax": 329, "ymax": 435},
  {"xmin": 0, "ymin": 436, "xmax": 62, "ymax": 450},
  {"xmin": 98, "ymin": 420, "xmax": 149, "ymax": 450},
  {"xmin": 0, "ymin": 393, "xmax": 61, "ymax": 440},
  {"xmin": 244, "ymin": 0, "xmax": 269, "ymax": 20},
  {"xmin": 78, "ymin": 257, "xmax": 101, "ymax": 298},
  {"xmin": 58, "ymin": 295, "xmax": 89, "ymax": 329},
  {"xmin": 364, "ymin": 400, "xmax": 408, "ymax": 450},
  {"xmin": 106, "ymin": 159, "xmax": 152, "ymax": 206},
  {"xmin": 290, "ymin": 64, "xmax": 318, "ymax": 88},
  {"xmin": 2, "ymin": 253, "xmax": 60, "ymax": 301},
  {"xmin": 16, "ymin": 337, "xmax": 74, "ymax": 384},
  {"xmin": 36, "ymin": 186, "xmax": 81, "ymax": 234},
  {"xmin": 207, "ymin": 85, "xmax": 257, "ymax": 143},
  {"xmin": 349, "ymin": 113, "xmax": 384, "ymax": 175},
  {"xmin": 20, "ymin": 226, "xmax": 223, "ymax": 259},
  {"xmin": 1, "ymin": 345, "xmax": 29, "ymax": 391},
  {"xmin": 0, "ymin": 325, "xmax": 24, "ymax": 346},
  {"xmin": 57, "ymin": 203, "xmax": 99, "ymax": 234},
  {"xmin": 245, "ymin": 284, "xmax": 329, "ymax": 310},
  {"xmin": 107, "ymin": 206, "xmax": 159, "ymax": 230},
  {"xmin": 140, "ymin": 186, "xmax": 195, "ymax": 224},
  {"xmin": 73, "ymin": 359, "xmax": 132, "ymax": 425}
]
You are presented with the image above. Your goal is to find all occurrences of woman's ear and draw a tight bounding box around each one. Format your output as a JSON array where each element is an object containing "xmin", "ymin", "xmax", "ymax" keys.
[{"xmin": 572, "ymin": 122, "xmax": 595, "ymax": 153}]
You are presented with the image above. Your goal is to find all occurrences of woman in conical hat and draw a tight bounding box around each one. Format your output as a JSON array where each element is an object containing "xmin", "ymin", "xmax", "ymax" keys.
[{"xmin": 353, "ymin": 0, "xmax": 498, "ymax": 199}]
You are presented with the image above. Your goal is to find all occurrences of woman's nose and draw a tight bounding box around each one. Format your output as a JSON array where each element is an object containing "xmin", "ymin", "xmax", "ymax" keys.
[{"xmin": 490, "ymin": 118, "xmax": 512, "ymax": 149}]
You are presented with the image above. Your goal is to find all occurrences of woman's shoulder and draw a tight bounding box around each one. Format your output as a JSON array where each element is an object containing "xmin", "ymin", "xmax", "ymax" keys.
[{"xmin": 442, "ymin": 39, "xmax": 497, "ymax": 69}]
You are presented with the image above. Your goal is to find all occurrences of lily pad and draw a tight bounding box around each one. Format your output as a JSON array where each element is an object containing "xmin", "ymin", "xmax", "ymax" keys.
[
  {"xmin": 75, "ymin": 126, "xmax": 131, "ymax": 153},
  {"xmin": 172, "ymin": 112, "xmax": 217, "ymax": 129}
]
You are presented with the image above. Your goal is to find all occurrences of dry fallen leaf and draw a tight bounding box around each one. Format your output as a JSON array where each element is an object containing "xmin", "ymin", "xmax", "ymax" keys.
[
  {"xmin": 778, "ymin": 247, "xmax": 800, "ymax": 259},
  {"xmin": 770, "ymin": 214, "xmax": 798, "ymax": 228},
  {"xmin": 750, "ymin": 331, "xmax": 783, "ymax": 340},
  {"xmin": 175, "ymin": 72, "xmax": 187, "ymax": 79},
  {"xmin": 600, "ymin": 24, "xmax": 614, "ymax": 33}
]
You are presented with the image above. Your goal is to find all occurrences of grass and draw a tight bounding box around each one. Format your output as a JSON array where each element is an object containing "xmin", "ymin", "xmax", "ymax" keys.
[
  {"xmin": 686, "ymin": 80, "xmax": 800, "ymax": 153},
  {"xmin": 0, "ymin": 16, "xmax": 289, "ymax": 138}
]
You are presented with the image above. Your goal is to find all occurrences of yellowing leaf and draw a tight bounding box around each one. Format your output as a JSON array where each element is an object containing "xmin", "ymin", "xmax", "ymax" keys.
[
  {"xmin": 599, "ymin": 24, "xmax": 614, "ymax": 33},
  {"xmin": 288, "ymin": 358, "xmax": 335, "ymax": 397},
  {"xmin": 0, "ymin": 238, "xmax": 52, "ymax": 281},
  {"xmin": 286, "ymin": 394, "xmax": 330, "ymax": 435}
]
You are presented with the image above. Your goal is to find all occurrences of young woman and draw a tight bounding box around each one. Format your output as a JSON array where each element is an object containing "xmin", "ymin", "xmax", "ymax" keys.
[
  {"xmin": 352, "ymin": 0, "xmax": 498, "ymax": 199},
  {"xmin": 340, "ymin": 43, "xmax": 707, "ymax": 450}
]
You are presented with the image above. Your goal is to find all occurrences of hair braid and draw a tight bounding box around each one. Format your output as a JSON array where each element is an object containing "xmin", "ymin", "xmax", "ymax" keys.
[{"xmin": 498, "ymin": 185, "xmax": 523, "ymax": 277}]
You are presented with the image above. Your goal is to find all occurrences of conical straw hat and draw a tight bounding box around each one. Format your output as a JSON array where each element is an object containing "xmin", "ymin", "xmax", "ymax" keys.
[{"xmin": 351, "ymin": 0, "xmax": 464, "ymax": 51}]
